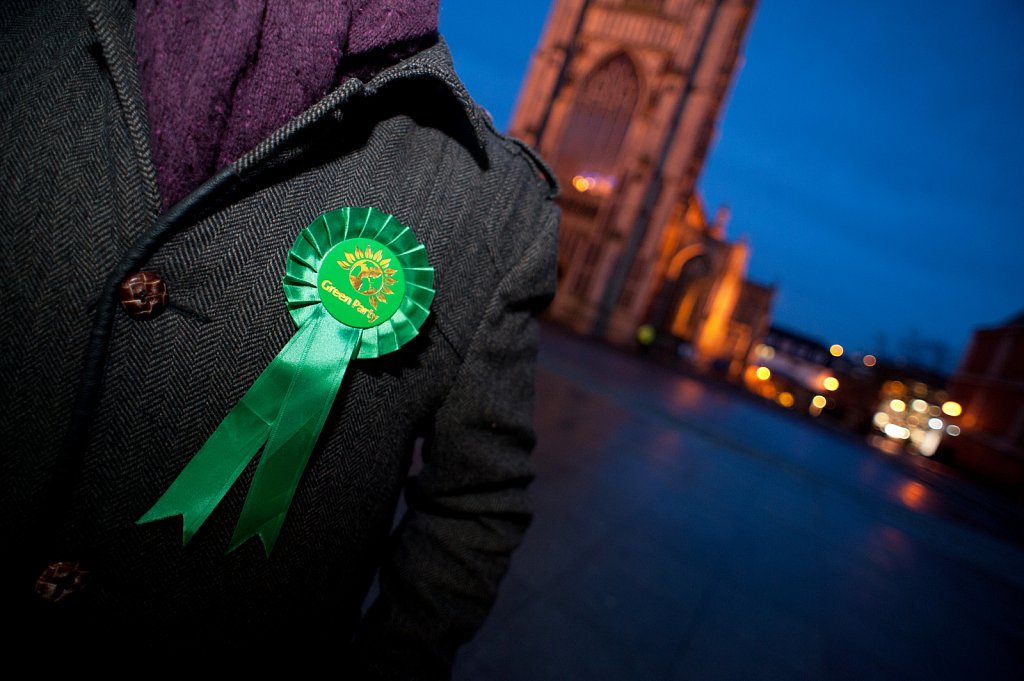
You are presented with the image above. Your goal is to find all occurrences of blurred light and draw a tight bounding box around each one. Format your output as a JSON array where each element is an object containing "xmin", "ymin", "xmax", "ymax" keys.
[
  {"xmin": 946, "ymin": 425, "xmax": 961, "ymax": 437},
  {"xmin": 911, "ymin": 399, "xmax": 928, "ymax": 413},
  {"xmin": 928, "ymin": 417, "xmax": 944, "ymax": 430},
  {"xmin": 884, "ymin": 381, "xmax": 905, "ymax": 395},
  {"xmin": 829, "ymin": 344, "xmax": 844, "ymax": 357},
  {"xmin": 823, "ymin": 376, "xmax": 839, "ymax": 391},
  {"xmin": 778, "ymin": 392, "xmax": 794, "ymax": 408},
  {"xmin": 811, "ymin": 395, "xmax": 827, "ymax": 409},
  {"xmin": 890, "ymin": 399, "xmax": 906, "ymax": 413},
  {"xmin": 942, "ymin": 401, "xmax": 962, "ymax": 417},
  {"xmin": 863, "ymin": 354, "xmax": 877, "ymax": 367},
  {"xmin": 884, "ymin": 423, "xmax": 911, "ymax": 440},
  {"xmin": 899, "ymin": 481, "xmax": 927, "ymax": 508},
  {"xmin": 571, "ymin": 172, "xmax": 616, "ymax": 195},
  {"xmin": 636, "ymin": 324, "xmax": 655, "ymax": 345},
  {"xmin": 870, "ymin": 434, "xmax": 902, "ymax": 455},
  {"xmin": 756, "ymin": 344, "xmax": 776, "ymax": 359},
  {"xmin": 907, "ymin": 415, "xmax": 920, "ymax": 426},
  {"xmin": 756, "ymin": 366, "xmax": 771, "ymax": 380},
  {"xmin": 873, "ymin": 412, "xmax": 890, "ymax": 428},
  {"xmin": 928, "ymin": 405, "xmax": 941, "ymax": 416},
  {"xmin": 913, "ymin": 383, "xmax": 929, "ymax": 397},
  {"xmin": 920, "ymin": 430, "xmax": 941, "ymax": 457}
]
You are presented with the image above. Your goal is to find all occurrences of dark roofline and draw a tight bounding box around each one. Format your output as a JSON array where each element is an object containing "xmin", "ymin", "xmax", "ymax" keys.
[{"xmin": 766, "ymin": 325, "xmax": 828, "ymax": 350}]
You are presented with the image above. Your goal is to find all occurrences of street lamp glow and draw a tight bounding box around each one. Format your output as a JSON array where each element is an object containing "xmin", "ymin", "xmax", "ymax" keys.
[
  {"xmin": 778, "ymin": 392, "xmax": 794, "ymax": 407},
  {"xmin": 863, "ymin": 354, "xmax": 877, "ymax": 367},
  {"xmin": 636, "ymin": 324, "xmax": 655, "ymax": 345},
  {"xmin": 942, "ymin": 401, "xmax": 962, "ymax": 417},
  {"xmin": 823, "ymin": 376, "xmax": 839, "ymax": 391},
  {"xmin": 946, "ymin": 425, "xmax": 961, "ymax": 436},
  {"xmin": 811, "ymin": 395, "xmax": 827, "ymax": 409},
  {"xmin": 884, "ymin": 423, "xmax": 911, "ymax": 440},
  {"xmin": 911, "ymin": 399, "xmax": 928, "ymax": 413},
  {"xmin": 885, "ymin": 380, "xmax": 905, "ymax": 394},
  {"xmin": 756, "ymin": 366, "xmax": 771, "ymax": 380},
  {"xmin": 890, "ymin": 399, "xmax": 906, "ymax": 413},
  {"xmin": 829, "ymin": 344, "xmax": 844, "ymax": 357},
  {"xmin": 928, "ymin": 417, "xmax": 943, "ymax": 430}
]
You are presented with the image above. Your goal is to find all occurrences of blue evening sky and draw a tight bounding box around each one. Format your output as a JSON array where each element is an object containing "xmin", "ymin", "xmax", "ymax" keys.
[{"xmin": 439, "ymin": 0, "xmax": 1024, "ymax": 370}]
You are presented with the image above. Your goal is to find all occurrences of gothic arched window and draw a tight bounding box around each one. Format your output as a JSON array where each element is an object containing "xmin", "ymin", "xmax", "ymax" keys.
[{"xmin": 556, "ymin": 53, "xmax": 640, "ymax": 190}]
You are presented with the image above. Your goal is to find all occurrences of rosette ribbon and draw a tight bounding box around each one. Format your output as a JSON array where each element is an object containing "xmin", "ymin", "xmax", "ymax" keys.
[{"xmin": 138, "ymin": 206, "xmax": 434, "ymax": 556}]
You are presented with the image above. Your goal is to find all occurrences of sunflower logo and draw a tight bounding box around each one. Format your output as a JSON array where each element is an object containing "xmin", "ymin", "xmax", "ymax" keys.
[{"xmin": 338, "ymin": 246, "xmax": 399, "ymax": 309}]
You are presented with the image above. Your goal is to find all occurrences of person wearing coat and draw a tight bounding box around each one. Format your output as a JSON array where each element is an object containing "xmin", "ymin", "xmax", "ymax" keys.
[{"xmin": 0, "ymin": 1, "xmax": 558, "ymax": 676}]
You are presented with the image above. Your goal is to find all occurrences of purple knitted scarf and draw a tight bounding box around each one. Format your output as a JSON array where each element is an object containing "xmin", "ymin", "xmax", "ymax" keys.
[{"xmin": 136, "ymin": 1, "xmax": 440, "ymax": 209}]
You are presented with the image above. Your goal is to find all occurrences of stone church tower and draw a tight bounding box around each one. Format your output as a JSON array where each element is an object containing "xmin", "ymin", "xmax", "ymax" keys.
[{"xmin": 509, "ymin": 0, "xmax": 757, "ymax": 345}]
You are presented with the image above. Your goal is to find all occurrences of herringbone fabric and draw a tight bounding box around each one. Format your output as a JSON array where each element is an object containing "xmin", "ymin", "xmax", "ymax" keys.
[{"xmin": 0, "ymin": 1, "xmax": 558, "ymax": 677}]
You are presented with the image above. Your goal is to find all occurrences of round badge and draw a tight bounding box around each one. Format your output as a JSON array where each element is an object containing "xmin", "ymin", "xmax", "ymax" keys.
[{"xmin": 317, "ymin": 239, "xmax": 406, "ymax": 328}]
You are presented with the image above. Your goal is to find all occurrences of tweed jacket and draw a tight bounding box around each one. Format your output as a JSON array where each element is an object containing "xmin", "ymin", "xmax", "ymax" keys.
[{"xmin": 0, "ymin": 0, "xmax": 558, "ymax": 675}]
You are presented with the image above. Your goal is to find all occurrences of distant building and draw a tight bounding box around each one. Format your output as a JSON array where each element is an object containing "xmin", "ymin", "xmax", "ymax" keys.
[
  {"xmin": 946, "ymin": 313, "xmax": 1024, "ymax": 489},
  {"xmin": 745, "ymin": 328, "xmax": 961, "ymax": 457},
  {"xmin": 746, "ymin": 327, "xmax": 852, "ymax": 418},
  {"xmin": 644, "ymin": 195, "xmax": 773, "ymax": 375},
  {"xmin": 509, "ymin": 0, "xmax": 766, "ymax": 365}
]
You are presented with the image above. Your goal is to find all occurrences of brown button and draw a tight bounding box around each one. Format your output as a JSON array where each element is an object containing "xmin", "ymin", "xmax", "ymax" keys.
[
  {"xmin": 35, "ymin": 560, "xmax": 90, "ymax": 604},
  {"xmin": 119, "ymin": 271, "xmax": 168, "ymax": 320}
]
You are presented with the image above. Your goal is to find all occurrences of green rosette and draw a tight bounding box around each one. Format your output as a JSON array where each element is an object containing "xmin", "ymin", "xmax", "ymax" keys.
[{"xmin": 138, "ymin": 206, "xmax": 435, "ymax": 556}]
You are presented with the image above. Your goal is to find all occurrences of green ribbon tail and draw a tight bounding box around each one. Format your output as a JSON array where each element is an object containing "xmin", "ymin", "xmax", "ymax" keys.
[
  {"xmin": 137, "ymin": 350, "xmax": 291, "ymax": 544},
  {"xmin": 228, "ymin": 312, "xmax": 361, "ymax": 556},
  {"xmin": 138, "ymin": 308, "xmax": 359, "ymax": 553}
]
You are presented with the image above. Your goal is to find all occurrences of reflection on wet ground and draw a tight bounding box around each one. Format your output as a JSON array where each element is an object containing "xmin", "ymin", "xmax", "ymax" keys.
[{"xmin": 454, "ymin": 323, "xmax": 1024, "ymax": 681}]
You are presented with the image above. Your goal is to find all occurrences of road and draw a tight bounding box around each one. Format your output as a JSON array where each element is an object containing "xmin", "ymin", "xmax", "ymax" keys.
[{"xmin": 453, "ymin": 323, "xmax": 1024, "ymax": 680}]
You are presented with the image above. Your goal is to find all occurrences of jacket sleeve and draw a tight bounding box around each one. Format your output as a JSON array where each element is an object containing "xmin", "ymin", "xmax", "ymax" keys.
[{"xmin": 353, "ymin": 203, "xmax": 559, "ymax": 680}]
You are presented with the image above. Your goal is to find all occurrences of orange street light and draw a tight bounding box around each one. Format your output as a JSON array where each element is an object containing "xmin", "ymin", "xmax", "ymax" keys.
[{"xmin": 942, "ymin": 401, "xmax": 962, "ymax": 417}]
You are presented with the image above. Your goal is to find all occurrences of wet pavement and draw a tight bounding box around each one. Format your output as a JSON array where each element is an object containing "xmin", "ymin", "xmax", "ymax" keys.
[{"xmin": 452, "ymin": 323, "xmax": 1024, "ymax": 680}]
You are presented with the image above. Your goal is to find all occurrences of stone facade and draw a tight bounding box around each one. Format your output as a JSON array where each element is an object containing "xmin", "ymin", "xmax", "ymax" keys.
[{"xmin": 510, "ymin": 0, "xmax": 759, "ymax": 349}]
